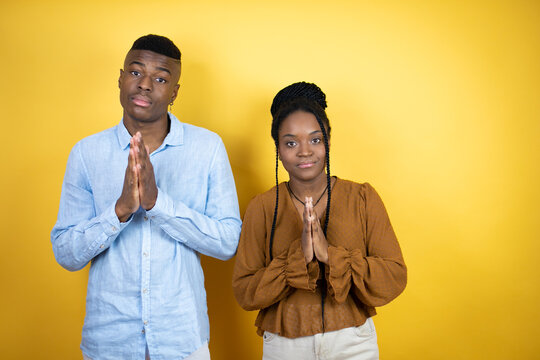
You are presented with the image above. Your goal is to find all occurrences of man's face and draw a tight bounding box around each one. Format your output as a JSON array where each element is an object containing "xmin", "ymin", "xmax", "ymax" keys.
[{"xmin": 118, "ymin": 50, "xmax": 181, "ymax": 124}]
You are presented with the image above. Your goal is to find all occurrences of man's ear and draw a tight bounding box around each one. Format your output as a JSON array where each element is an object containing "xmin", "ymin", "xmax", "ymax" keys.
[
  {"xmin": 171, "ymin": 83, "xmax": 180, "ymax": 103},
  {"xmin": 118, "ymin": 69, "xmax": 124, "ymax": 89}
]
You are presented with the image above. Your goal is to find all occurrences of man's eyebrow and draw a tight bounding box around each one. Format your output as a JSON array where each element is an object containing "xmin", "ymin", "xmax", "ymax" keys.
[
  {"xmin": 155, "ymin": 66, "xmax": 171, "ymax": 75},
  {"xmin": 128, "ymin": 61, "xmax": 145, "ymax": 67},
  {"xmin": 128, "ymin": 61, "xmax": 172, "ymax": 75}
]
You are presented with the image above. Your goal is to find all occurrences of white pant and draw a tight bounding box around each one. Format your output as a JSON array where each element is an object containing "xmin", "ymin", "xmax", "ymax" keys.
[
  {"xmin": 262, "ymin": 318, "xmax": 379, "ymax": 360},
  {"xmin": 82, "ymin": 342, "xmax": 210, "ymax": 360}
]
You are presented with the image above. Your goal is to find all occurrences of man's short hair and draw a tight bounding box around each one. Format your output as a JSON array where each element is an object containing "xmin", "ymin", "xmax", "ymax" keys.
[{"xmin": 130, "ymin": 34, "xmax": 181, "ymax": 61}]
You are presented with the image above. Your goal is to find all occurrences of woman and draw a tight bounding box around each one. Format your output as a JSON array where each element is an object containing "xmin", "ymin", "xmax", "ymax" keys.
[{"xmin": 232, "ymin": 82, "xmax": 407, "ymax": 360}]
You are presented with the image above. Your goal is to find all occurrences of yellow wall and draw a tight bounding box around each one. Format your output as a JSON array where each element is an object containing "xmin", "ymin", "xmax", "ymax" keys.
[{"xmin": 1, "ymin": 0, "xmax": 539, "ymax": 358}]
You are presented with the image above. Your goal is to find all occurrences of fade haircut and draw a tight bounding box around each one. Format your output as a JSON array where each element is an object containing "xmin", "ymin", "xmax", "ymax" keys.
[{"xmin": 131, "ymin": 34, "xmax": 181, "ymax": 61}]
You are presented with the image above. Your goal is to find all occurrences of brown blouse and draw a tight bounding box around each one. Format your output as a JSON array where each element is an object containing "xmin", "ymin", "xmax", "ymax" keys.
[{"xmin": 232, "ymin": 178, "xmax": 407, "ymax": 338}]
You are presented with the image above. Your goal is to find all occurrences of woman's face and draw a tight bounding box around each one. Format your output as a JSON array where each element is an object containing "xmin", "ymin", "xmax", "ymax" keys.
[{"xmin": 278, "ymin": 110, "xmax": 328, "ymax": 184}]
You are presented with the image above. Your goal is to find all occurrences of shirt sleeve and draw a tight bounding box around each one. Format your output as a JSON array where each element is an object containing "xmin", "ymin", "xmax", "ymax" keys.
[
  {"xmin": 145, "ymin": 139, "xmax": 241, "ymax": 261},
  {"xmin": 51, "ymin": 143, "xmax": 131, "ymax": 272},
  {"xmin": 232, "ymin": 196, "xmax": 319, "ymax": 311},
  {"xmin": 326, "ymin": 183, "xmax": 407, "ymax": 307}
]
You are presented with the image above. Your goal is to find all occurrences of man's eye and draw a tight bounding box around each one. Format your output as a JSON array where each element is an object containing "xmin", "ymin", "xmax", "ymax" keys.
[
  {"xmin": 130, "ymin": 71, "xmax": 141, "ymax": 76},
  {"xmin": 156, "ymin": 78, "xmax": 166, "ymax": 84}
]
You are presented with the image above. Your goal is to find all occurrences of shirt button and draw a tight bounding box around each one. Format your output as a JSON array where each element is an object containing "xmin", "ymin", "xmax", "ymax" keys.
[
  {"xmin": 143, "ymin": 288, "xmax": 148, "ymax": 294},
  {"xmin": 99, "ymin": 244, "xmax": 104, "ymax": 249},
  {"xmin": 144, "ymin": 216, "xmax": 148, "ymax": 221},
  {"xmin": 144, "ymin": 321, "xmax": 148, "ymax": 326},
  {"xmin": 111, "ymin": 226, "xmax": 117, "ymax": 232},
  {"xmin": 143, "ymin": 252, "xmax": 148, "ymax": 257},
  {"xmin": 142, "ymin": 329, "xmax": 145, "ymax": 334}
]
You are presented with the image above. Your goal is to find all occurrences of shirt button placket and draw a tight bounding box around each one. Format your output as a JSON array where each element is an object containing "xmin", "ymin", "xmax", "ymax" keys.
[{"xmin": 141, "ymin": 212, "xmax": 152, "ymax": 335}]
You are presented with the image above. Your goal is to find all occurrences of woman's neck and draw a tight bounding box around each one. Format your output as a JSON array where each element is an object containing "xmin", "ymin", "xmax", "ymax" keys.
[{"xmin": 287, "ymin": 174, "xmax": 328, "ymax": 200}]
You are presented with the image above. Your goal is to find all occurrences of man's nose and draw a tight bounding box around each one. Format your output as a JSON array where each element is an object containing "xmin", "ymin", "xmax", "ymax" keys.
[{"xmin": 138, "ymin": 76, "xmax": 152, "ymax": 91}]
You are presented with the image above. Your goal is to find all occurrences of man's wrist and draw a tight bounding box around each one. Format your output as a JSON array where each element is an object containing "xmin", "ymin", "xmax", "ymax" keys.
[
  {"xmin": 142, "ymin": 189, "xmax": 158, "ymax": 211},
  {"xmin": 142, "ymin": 202, "xmax": 156, "ymax": 211},
  {"xmin": 115, "ymin": 201, "xmax": 133, "ymax": 222}
]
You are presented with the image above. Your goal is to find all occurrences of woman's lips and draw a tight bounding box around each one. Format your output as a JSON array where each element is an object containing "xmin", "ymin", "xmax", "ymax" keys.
[{"xmin": 298, "ymin": 162, "xmax": 315, "ymax": 169}]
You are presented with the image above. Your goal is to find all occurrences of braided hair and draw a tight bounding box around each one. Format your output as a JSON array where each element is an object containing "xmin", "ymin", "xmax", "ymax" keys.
[{"xmin": 268, "ymin": 82, "xmax": 332, "ymax": 331}]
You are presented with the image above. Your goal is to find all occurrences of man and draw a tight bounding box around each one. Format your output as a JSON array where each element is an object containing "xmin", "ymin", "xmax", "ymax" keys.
[{"xmin": 51, "ymin": 34, "xmax": 241, "ymax": 360}]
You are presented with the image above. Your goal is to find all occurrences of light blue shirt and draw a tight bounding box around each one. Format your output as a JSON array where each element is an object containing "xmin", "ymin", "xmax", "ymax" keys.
[{"xmin": 51, "ymin": 114, "xmax": 241, "ymax": 359}]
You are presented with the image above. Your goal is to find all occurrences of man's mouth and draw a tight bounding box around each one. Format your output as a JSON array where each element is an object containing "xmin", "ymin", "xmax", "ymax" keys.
[{"xmin": 132, "ymin": 95, "xmax": 151, "ymax": 107}]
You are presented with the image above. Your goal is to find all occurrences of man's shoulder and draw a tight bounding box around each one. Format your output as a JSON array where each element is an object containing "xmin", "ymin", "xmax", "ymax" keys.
[
  {"xmin": 70, "ymin": 125, "xmax": 119, "ymax": 157},
  {"xmin": 180, "ymin": 121, "xmax": 222, "ymax": 144},
  {"xmin": 76, "ymin": 125, "xmax": 117, "ymax": 146}
]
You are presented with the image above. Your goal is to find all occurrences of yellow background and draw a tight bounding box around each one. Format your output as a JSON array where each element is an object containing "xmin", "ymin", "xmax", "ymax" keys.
[{"xmin": 1, "ymin": 0, "xmax": 539, "ymax": 359}]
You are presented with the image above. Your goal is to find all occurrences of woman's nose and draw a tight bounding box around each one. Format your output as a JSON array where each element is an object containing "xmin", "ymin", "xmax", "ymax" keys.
[{"xmin": 297, "ymin": 142, "xmax": 312, "ymax": 156}]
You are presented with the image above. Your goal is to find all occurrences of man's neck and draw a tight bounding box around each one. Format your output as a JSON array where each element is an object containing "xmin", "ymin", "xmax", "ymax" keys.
[{"xmin": 123, "ymin": 114, "xmax": 170, "ymax": 153}]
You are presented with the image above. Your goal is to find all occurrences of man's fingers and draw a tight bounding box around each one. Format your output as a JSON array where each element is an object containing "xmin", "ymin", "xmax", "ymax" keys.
[
  {"xmin": 131, "ymin": 132, "xmax": 143, "ymax": 161},
  {"xmin": 135, "ymin": 132, "xmax": 148, "ymax": 155},
  {"xmin": 129, "ymin": 148, "xmax": 139, "ymax": 177},
  {"xmin": 133, "ymin": 134, "xmax": 157, "ymax": 210},
  {"xmin": 116, "ymin": 145, "xmax": 141, "ymax": 222},
  {"xmin": 127, "ymin": 147, "xmax": 140, "ymax": 196},
  {"xmin": 131, "ymin": 134, "xmax": 153, "ymax": 173},
  {"xmin": 127, "ymin": 148, "xmax": 134, "ymax": 179}
]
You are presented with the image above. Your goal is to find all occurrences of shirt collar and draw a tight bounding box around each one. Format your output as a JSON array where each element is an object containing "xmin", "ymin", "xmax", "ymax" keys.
[
  {"xmin": 163, "ymin": 113, "xmax": 184, "ymax": 147},
  {"xmin": 116, "ymin": 120, "xmax": 132, "ymax": 150},
  {"xmin": 116, "ymin": 112, "xmax": 184, "ymax": 150}
]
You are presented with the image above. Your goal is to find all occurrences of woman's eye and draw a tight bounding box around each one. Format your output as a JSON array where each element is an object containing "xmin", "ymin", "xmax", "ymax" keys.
[
  {"xmin": 312, "ymin": 138, "xmax": 321, "ymax": 144},
  {"xmin": 286, "ymin": 141, "xmax": 296, "ymax": 147}
]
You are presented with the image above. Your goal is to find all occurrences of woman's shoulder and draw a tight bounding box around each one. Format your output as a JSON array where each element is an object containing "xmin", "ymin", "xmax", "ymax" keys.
[
  {"xmin": 335, "ymin": 178, "xmax": 388, "ymax": 210},
  {"xmin": 244, "ymin": 183, "xmax": 285, "ymax": 211},
  {"xmin": 335, "ymin": 177, "xmax": 376, "ymax": 195}
]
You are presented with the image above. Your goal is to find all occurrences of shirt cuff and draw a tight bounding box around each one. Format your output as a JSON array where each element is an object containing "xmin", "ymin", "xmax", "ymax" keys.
[
  {"xmin": 90, "ymin": 203, "xmax": 132, "ymax": 255},
  {"xmin": 326, "ymin": 245, "xmax": 359, "ymax": 303},
  {"xmin": 100, "ymin": 203, "xmax": 131, "ymax": 235},
  {"xmin": 145, "ymin": 186, "xmax": 184, "ymax": 225},
  {"xmin": 285, "ymin": 240, "xmax": 319, "ymax": 291}
]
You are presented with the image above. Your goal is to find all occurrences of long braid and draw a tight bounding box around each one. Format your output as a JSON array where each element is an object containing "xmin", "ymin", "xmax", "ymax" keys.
[
  {"xmin": 310, "ymin": 115, "xmax": 331, "ymax": 234},
  {"xmin": 313, "ymin": 114, "xmax": 331, "ymax": 333},
  {"xmin": 268, "ymin": 145, "xmax": 279, "ymax": 261},
  {"xmin": 322, "ymin": 126, "xmax": 331, "ymax": 234}
]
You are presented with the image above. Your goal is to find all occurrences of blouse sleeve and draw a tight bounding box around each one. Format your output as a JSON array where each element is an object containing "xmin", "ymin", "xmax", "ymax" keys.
[
  {"xmin": 326, "ymin": 183, "xmax": 407, "ymax": 307},
  {"xmin": 232, "ymin": 196, "xmax": 319, "ymax": 311}
]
